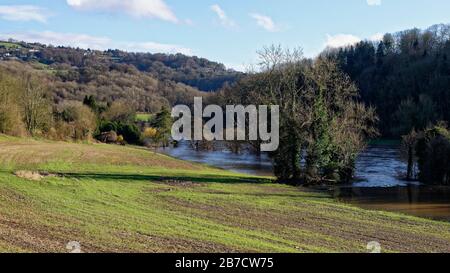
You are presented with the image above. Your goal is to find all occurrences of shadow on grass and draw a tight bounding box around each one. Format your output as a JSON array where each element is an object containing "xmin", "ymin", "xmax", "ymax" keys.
[
  {"xmin": 60, "ymin": 172, "xmax": 273, "ymax": 184},
  {"xmin": 203, "ymin": 190, "xmax": 330, "ymax": 199},
  {"xmin": 62, "ymin": 173, "xmax": 330, "ymax": 199}
]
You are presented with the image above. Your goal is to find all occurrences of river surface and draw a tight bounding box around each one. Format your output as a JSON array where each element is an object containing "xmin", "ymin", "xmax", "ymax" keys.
[{"xmin": 159, "ymin": 142, "xmax": 450, "ymax": 221}]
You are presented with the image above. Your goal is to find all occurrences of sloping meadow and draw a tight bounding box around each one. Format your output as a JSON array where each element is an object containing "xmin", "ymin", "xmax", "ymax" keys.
[{"xmin": 0, "ymin": 136, "xmax": 449, "ymax": 253}]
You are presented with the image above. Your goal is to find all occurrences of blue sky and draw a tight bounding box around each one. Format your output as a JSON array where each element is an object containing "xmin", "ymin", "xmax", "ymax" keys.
[{"xmin": 0, "ymin": 0, "xmax": 449, "ymax": 70}]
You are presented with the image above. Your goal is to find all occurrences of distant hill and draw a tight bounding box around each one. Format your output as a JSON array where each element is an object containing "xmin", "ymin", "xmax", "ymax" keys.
[
  {"xmin": 0, "ymin": 40, "xmax": 243, "ymax": 112},
  {"xmin": 0, "ymin": 40, "xmax": 242, "ymax": 92}
]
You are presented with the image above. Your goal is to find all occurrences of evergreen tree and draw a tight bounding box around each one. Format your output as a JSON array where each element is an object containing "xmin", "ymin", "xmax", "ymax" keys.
[{"xmin": 151, "ymin": 107, "xmax": 173, "ymax": 148}]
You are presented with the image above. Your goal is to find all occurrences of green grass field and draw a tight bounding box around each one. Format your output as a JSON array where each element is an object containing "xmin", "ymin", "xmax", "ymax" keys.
[
  {"xmin": 136, "ymin": 113, "xmax": 153, "ymax": 122},
  {"xmin": 0, "ymin": 135, "xmax": 449, "ymax": 253},
  {"xmin": 0, "ymin": 42, "xmax": 21, "ymax": 49}
]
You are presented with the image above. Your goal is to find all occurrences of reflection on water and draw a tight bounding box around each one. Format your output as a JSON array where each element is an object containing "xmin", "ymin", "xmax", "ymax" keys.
[
  {"xmin": 338, "ymin": 145, "xmax": 450, "ymax": 221},
  {"xmin": 158, "ymin": 142, "xmax": 273, "ymax": 177},
  {"xmin": 159, "ymin": 142, "xmax": 450, "ymax": 221},
  {"xmin": 333, "ymin": 186, "xmax": 450, "ymax": 221}
]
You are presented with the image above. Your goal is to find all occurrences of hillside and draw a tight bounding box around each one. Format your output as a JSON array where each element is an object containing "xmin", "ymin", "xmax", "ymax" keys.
[
  {"xmin": 0, "ymin": 40, "xmax": 242, "ymax": 112},
  {"xmin": 0, "ymin": 40, "xmax": 242, "ymax": 92},
  {"xmin": 0, "ymin": 135, "xmax": 449, "ymax": 253},
  {"xmin": 325, "ymin": 23, "xmax": 450, "ymax": 137}
]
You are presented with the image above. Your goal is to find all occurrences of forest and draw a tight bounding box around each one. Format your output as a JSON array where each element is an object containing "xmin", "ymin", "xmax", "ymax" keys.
[{"xmin": 326, "ymin": 24, "xmax": 450, "ymax": 138}]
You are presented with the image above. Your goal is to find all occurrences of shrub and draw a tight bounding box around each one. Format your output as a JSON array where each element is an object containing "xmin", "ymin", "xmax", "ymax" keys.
[
  {"xmin": 143, "ymin": 127, "xmax": 158, "ymax": 139},
  {"xmin": 98, "ymin": 121, "xmax": 118, "ymax": 133},
  {"xmin": 102, "ymin": 100, "xmax": 136, "ymax": 124},
  {"xmin": 97, "ymin": 121, "xmax": 141, "ymax": 145},
  {"xmin": 56, "ymin": 101, "xmax": 97, "ymax": 141},
  {"xmin": 117, "ymin": 123, "xmax": 141, "ymax": 145},
  {"xmin": 117, "ymin": 135, "xmax": 124, "ymax": 144},
  {"xmin": 415, "ymin": 123, "xmax": 450, "ymax": 185},
  {"xmin": 142, "ymin": 127, "xmax": 159, "ymax": 148}
]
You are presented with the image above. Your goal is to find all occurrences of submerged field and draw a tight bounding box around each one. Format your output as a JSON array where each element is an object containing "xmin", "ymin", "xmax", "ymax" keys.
[{"xmin": 0, "ymin": 135, "xmax": 449, "ymax": 253}]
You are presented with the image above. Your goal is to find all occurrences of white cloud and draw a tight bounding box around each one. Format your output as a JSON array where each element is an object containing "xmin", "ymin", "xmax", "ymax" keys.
[
  {"xmin": 250, "ymin": 13, "xmax": 279, "ymax": 32},
  {"xmin": 0, "ymin": 5, "xmax": 49, "ymax": 23},
  {"xmin": 324, "ymin": 32, "xmax": 386, "ymax": 49},
  {"xmin": 367, "ymin": 0, "xmax": 382, "ymax": 6},
  {"xmin": 210, "ymin": 4, "xmax": 237, "ymax": 28},
  {"xmin": 121, "ymin": 41, "xmax": 193, "ymax": 55},
  {"xmin": 325, "ymin": 34, "xmax": 361, "ymax": 48},
  {"xmin": 0, "ymin": 31, "xmax": 193, "ymax": 55},
  {"xmin": 370, "ymin": 33, "xmax": 384, "ymax": 41},
  {"xmin": 1, "ymin": 31, "xmax": 110, "ymax": 50},
  {"xmin": 66, "ymin": 0, "xmax": 178, "ymax": 23}
]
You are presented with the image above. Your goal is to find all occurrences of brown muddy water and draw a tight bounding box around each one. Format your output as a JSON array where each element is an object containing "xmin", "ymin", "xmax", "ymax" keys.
[{"xmin": 159, "ymin": 142, "xmax": 450, "ymax": 222}]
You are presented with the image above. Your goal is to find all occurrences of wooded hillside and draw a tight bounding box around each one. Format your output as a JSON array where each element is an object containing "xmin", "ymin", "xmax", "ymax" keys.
[
  {"xmin": 0, "ymin": 40, "xmax": 242, "ymax": 112},
  {"xmin": 325, "ymin": 24, "xmax": 450, "ymax": 137}
]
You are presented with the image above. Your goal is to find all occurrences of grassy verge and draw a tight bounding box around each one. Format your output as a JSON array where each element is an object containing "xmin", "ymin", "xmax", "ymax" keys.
[{"xmin": 0, "ymin": 136, "xmax": 449, "ymax": 253}]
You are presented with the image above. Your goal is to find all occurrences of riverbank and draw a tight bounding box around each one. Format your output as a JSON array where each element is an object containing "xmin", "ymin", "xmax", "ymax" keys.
[
  {"xmin": 0, "ymin": 136, "xmax": 449, "ymax": 253},
  {"xmin": 160, "ymin": 141, "xmax": 450, "ymax": 221}
]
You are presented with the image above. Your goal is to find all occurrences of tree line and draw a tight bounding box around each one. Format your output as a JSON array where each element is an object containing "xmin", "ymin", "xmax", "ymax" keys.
[
  {"xmin": 325, "ymin": 24, "xmax": 450, "ymax": 137},
  {"xmin": 0, "ymin": 41, "xmax": 242, "ymax": 92}
]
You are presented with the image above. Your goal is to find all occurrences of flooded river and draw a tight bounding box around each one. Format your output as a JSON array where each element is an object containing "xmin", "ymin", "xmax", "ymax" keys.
[{"xmin": 159, "ymin": 142, "xmax": 450, "ymax": 221}]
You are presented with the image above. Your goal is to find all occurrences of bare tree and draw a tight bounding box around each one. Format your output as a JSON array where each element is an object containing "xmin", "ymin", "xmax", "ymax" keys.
[{"xmin": 21, "ymin": 75, "xmax": 52, "ymax": 135}]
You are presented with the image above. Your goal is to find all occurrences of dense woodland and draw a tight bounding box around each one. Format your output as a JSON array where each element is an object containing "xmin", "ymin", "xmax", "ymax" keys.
[{"xmin": 326, "ymin": 24, "xmax": 450, "ymax": 137}]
